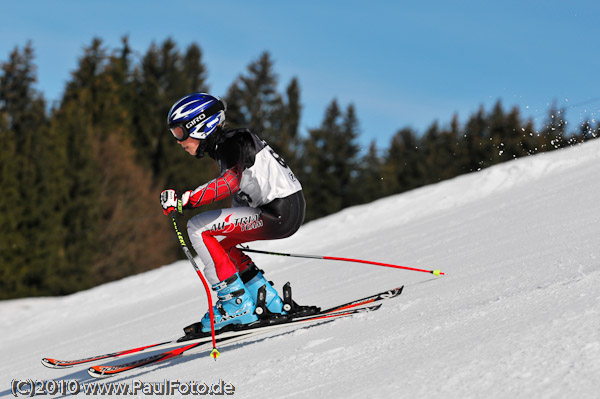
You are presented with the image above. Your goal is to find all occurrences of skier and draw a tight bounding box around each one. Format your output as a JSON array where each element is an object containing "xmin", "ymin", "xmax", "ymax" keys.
[{"xmin": 160, "ymin": 93, "xmax": 305, "ymax": 333}]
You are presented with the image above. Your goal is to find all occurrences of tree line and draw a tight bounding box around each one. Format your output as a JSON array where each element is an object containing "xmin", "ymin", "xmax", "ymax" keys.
[{"xmin": 1, "ymin": 38, "xmax": 598, "ymax": 299}]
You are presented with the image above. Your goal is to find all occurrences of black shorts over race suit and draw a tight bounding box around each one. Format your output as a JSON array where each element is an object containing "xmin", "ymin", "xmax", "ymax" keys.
[{"xmin": 187, "ymin": 191, "xmax": 305, "ymax": 285}]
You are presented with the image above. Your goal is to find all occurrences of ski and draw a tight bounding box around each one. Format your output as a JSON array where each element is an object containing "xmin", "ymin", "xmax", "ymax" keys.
[
  {"xmin": 87, "ymin": 305, "xmax": 382, "ymax": 378},
  {"xmin": 42, "ymin": 342, "xmax": 172, "ymax": 369},
  {"xmin": 42, "ymin": 285, "xmax": 403, "ymax": 371}
]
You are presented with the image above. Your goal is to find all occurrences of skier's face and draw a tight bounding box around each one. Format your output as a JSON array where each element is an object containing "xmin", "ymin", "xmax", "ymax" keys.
[{"xmin": 178, "ymin": 137, "xmax": 200, "ymax": 156}]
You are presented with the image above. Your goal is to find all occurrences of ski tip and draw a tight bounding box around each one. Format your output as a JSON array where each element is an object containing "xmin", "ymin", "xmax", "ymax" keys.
[
  {"xmin": 88, "ymin": 366, "xmax": 111, "ymax": 379},
  {"xmin": 211, "ymin": 348, "xmax": 220, "ymax": 361},
  {"xmin": 42, "ymin": 358, "xmax": 76, "ymax": 369},
  {"xmin": 41, "ymin": 358, "xmax": 58, "ymax": 368}
]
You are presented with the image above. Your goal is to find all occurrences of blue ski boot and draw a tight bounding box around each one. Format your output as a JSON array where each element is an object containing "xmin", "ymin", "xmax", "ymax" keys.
[
  {"xmin": 240, "ymin": 264, "xmax": 287, "ymax": 316},
  {"xmin": 200, "ymin": 273, "xmax": 259, "ymax": 332}
]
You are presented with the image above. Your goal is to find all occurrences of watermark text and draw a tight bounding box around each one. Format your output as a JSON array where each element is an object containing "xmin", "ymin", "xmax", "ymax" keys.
[{"xmin": 11, "ymin": 378, "xmax": 235, "ymax": 396}]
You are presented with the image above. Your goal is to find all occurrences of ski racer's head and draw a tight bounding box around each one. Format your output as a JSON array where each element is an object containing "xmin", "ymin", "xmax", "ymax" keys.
[{"xmin": 167, "ymin": 93, "xmax": 226, "ymax": 158}]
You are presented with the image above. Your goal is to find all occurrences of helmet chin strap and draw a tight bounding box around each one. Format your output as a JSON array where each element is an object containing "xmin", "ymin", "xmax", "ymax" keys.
[
  {"xmin": 195, "ymin": 139, "xmax": 208, "ymax": 158},
  {"xmin": 195, "ymin": 127, "xmax": 223, "ymax": 159},
  {"xmin": 195, "ymin": 129, "xmax": 221, "ymax": 159}
]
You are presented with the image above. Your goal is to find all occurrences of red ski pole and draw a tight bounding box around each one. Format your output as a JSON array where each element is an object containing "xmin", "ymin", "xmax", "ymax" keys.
[
  {"xmin": 238, "ymin": 247, "xmax": 444, "ymax": 276},
  {"xmin": 171, "ymin": 213, "xmax": 220, "ymax": 360}
]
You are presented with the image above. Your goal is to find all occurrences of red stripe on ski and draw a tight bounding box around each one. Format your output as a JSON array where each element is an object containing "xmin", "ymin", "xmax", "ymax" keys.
[
  {"xmin": 41, "ymin": 342, "xmax": 171, "ymax": 368},
  {"xmin": 88, "ymin": 342, "xmax": 204, "ymax": 377}
]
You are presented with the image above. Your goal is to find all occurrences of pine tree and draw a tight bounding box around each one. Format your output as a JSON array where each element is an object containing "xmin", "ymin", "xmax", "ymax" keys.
[
  {"xmin": 503, "ymin": 106, "xmax": 528, "ymax": 160},
  {"xmin": 278, "ymin": 77, "xmax": 302, "ymax": 173},
  {"xmin": 131, "ymin": 39, "xmax": 214, "ymax": 191},
  {"xmin": 182, "ymin": 43, "xmax": 208, "ymax": 95},
  {"xmin": 301, "ymin": 100, "xmax": 361, "ymax": 220},
  {"xmin": 446, "ymin": 114, "xmax": 462, "ymax": 177},
  {"xmin": 302, "ymin": 101, "xmax": 341, "ymax": 220},
  {"xmin": 520, "ymin": 119, "xmax": 538, "ymax": 155},
  {"xmin": 0, "ymin": 117, "xmax": 23, "ymax": 298},
  {"xmin": 424, "ymin": 120, "xmax": 460, "ymax": 183},
  {"xmin": 420, "ymin": 121, "xmax": 446, "ymax": 183},
  {"xmin": 51, "ymin": 49, "xmax": 103, "ymax": 293},
  {"xmin": 91, "ymin": 132, "xmax": 174, "ymax": 281},
  {"xmin": 354, "ymin": 141, "xmax": 385, "ymax": 204},
  {"xmin": 537, "ymin": 104, "xmax": 567, "ymax": 151},
  {"xmin": 225, "ymin": 52, "xmax": 285, "ymax": 145},
  {"xmin": 461, "ymin": 106, "xmax": 489, "ymax": 172},
  {"xmin": 578, "ymin": 119, "xmax": 594, "ymax": 142},
  {"xmin": 224, "ymin": 52, "xmax": 305, "ymax": 187},
  {"xmin": 382, "ymin": 127, "xmax": 422, "ymax": 195},
  {"xmin": 486, "ymin": 101, "xmax": 527, "ymax": 164},
  {"xmin": 0, "ymin": 43, "xmax": 71, "ymax": 297},
  {"xmin": 339, "ymin": 104, "xmax": 361, "ymax": 209}
]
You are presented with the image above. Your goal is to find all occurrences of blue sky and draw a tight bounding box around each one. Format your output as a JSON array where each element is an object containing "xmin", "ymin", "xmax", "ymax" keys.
[{"xmin": 2, "ymin": 0, "xmax": 599, "ymax": 149}]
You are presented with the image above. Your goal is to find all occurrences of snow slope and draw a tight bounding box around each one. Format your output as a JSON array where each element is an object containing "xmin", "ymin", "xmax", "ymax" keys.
[{"xmin": 1, "ymin": 141, "xmax": 599, "ymax": 399}]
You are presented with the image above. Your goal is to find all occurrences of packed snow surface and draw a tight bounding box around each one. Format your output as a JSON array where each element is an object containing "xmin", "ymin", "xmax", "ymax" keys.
[{"xmin": 1, "ymin": 141, "xmax": 599, "ymax": 398}]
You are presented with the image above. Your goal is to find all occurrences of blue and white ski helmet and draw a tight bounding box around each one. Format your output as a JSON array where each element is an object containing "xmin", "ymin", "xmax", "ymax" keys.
[{"xmin": 167, "ymin": 93, "xmax": 226, "ymax": 141}]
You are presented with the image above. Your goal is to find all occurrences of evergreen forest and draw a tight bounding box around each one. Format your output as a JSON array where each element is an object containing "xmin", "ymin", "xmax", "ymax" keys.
[{"xmin": 1, "ymin": 38, "xmax": 598, "ymax": 299}]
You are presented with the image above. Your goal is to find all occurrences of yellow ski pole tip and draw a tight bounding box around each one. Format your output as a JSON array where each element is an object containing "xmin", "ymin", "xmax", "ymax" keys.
[
  {"xmin": 433, "ymin": 270, "xmax": 442, "ymax": 277},
  {"xmin": 211, "ymin": 348, "xmax": 220, "ymax": 360}
]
